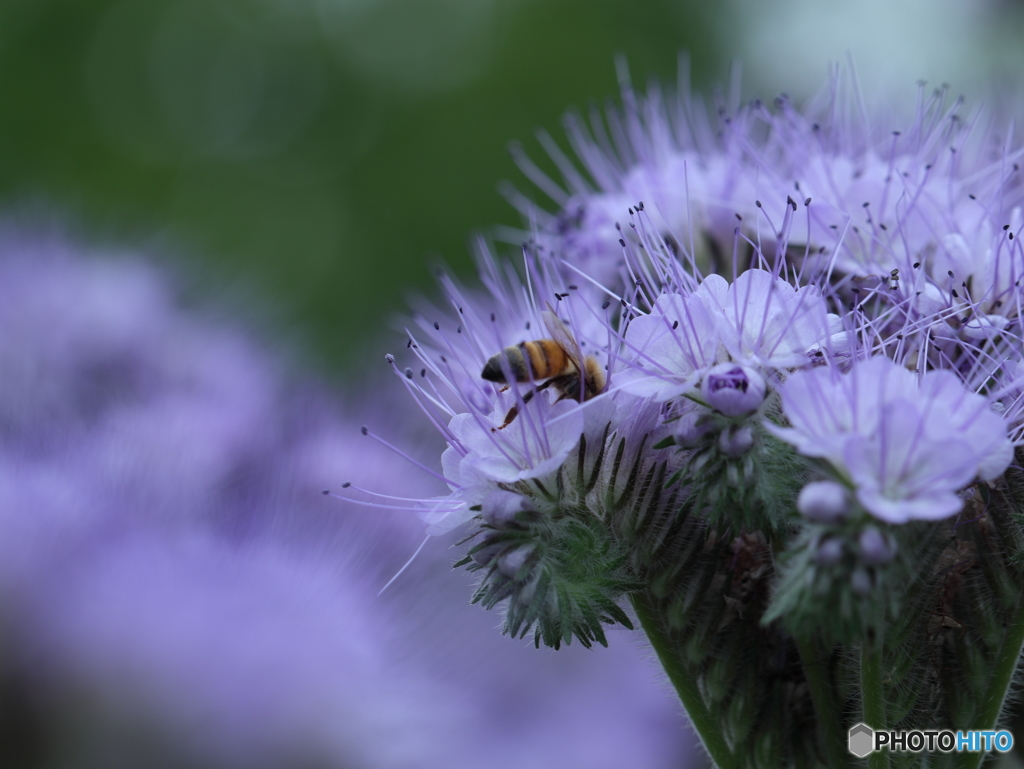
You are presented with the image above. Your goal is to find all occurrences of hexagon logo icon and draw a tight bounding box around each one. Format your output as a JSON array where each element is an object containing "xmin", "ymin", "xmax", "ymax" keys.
[{"xmin": 848, "ymin": 723, "xmax": 874, "ymax": 757}]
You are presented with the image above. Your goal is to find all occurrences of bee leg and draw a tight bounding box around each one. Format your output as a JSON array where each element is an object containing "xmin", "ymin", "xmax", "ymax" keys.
[
  {"xmin": 492, "ymin": 389, "xmax": 539, "ymax": 431},
  {"xmin": 493, "ymin": 405, "xmax": 519, "ymax": 431}
]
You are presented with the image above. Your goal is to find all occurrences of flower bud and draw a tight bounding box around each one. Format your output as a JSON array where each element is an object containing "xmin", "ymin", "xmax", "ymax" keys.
[
  {"xmin": 470, "ymin": 535, "xmax": 504, "ymax": 566},
  {"xmin": 813, "ymin": 536, "xmax": 845, "ymax": 566},
  {"xmin": 672, "ymin": 410, "xmax": 712, "ymax": 448},
  {"xmin": 797, "ymin": 481, "xmax": 849, "ymax": 523},
  {"xmin": 850, "ymin": 567, "xmax": 874, "ymax": 595},
  {"xmin": 498, "ymin": 545, "xmax": 534, "ymax": 579},
  {"xmin": 857, "ymin": 527, "xmax": 896, "ymax": 565},
  {"xmin": 481, "ymin": 490, "xmax": 536, "ymax": 528},
  {"xmin": 702, "ymin": 363, "xmax": 766, "ymax": 417},
  {"xmin": 718, "ymin": 424, "xmax": 754, "ymax": 456}
]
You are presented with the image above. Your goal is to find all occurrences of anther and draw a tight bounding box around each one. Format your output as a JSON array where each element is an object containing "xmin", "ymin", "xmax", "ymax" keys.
[
  {"xmin": 433, "ymin": 321, "xmax": 440, "ymax": 330},
  {"xmin": 361, "ymin": 426, "xmax": 368, "ymax": 436},
  {"xmin": 341, "ymin": 482, "xmax": 351, "ymax": 488},
  {"xmin": 385, "ymin": 353, "xmax": 395, "ymax": 364},
  {"xmin": 804, "ymin": 197, "xmax": 812, "ymax": 206},
  {"xmin": 618, "ymin": 238, "xmax": 626, "ymax": 247},
  {"xmin": 755, "ymin": 200, "xmax": 762, "ymax": 208},
  {"xmin": 672, "ymin": 320, "xmax": 679, "ymax": 329},
  {"xmin": 602, "ymin": 300, "xmax": 610, "ymax": 309}
]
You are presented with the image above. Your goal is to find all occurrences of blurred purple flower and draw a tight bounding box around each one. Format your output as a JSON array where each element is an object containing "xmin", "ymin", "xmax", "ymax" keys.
[{"xmin": 0, "ymin": 229, "xmax": 697, "ymax": 769}]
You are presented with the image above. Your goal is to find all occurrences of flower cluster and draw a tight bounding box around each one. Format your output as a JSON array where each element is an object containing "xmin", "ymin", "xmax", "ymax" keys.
[
  {"xmin": 389, "ymin": 68, "xmax": 1021, "ymax": 564},
  {"xmin": 367, "ymin": 66, "xmax": 1024, "ymax": 767}
]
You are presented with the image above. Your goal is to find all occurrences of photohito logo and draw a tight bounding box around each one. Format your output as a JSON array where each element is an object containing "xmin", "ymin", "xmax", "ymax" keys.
[{"xmin": 848, "ymin": 724, "xmax": 1013, "ymax": 756}]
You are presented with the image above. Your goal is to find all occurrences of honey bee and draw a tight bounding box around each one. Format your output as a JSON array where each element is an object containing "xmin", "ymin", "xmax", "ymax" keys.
[{"xmin": 481, "ymin": 310, "xmax": 605, "ymax": 430}]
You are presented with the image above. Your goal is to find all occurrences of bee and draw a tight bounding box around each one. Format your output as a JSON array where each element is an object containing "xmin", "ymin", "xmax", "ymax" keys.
[{"xmin": 481, "ymin": 310, "xmax": 605, "ymax": 430}]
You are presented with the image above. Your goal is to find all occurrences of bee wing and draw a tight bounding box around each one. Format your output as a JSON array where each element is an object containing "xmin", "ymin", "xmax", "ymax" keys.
[{"xmin": 541, "ymin": 309, "xmax": 582, "ymax": 371}]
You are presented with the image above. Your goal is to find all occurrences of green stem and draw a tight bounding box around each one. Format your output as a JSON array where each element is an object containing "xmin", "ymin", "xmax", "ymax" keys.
[
  {"xmin": 956, "ymin": 589, "xmax": 1024, "ymax": 769},
  {"xmin": 860, "ymin": 640, "xmax": 888, "ymax": 769},
  {"xmin": 795, "ymin": 634, "xmax": 849, "ymax": 769},
  {"xmin": 631, "ymin": 592, "xmax": 738, "ymax": 769}
]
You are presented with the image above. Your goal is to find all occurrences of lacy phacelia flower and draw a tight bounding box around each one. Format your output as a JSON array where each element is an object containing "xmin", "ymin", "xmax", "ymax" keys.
[
  {"xmin": 771, "ymin": 356, "xmax": 1013, "ymax": 523},
  {"xmin": 367, "ymin": 65, "xmax": 1024, "ymax": 769}
]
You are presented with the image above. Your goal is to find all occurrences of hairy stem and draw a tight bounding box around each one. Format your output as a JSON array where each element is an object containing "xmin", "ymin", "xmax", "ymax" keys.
[
  {"xmin": 956, "ymin": 589, "xmax": 1024, "ymax": 769},
  {"xmin": 796, "ymin": 634, "xmax": 849, "ymax": 769},
  {"xmin": 631, "ymin": 592, "xmax": 738, "ymax": 769},
  {"xmin": 860, "ymin": 639, "xmax": 888, "ymax": 769}
]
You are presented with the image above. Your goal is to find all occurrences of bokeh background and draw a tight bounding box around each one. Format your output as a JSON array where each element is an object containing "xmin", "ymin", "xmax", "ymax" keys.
[
  {"xmin": 4, "ymin": 0, "xmax": 1021, "ymax": 382},
  {"xmin": 4, "ymin": 1, "xmax": 1024, "ymax": 767}
]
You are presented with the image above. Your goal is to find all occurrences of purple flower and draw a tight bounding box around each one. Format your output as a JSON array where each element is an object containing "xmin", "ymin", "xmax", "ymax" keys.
[
  {"xmin": 616, "ymin": 289, "xmax": 721, "ymax": 400},
  {"xmin": 618, "ymin": 269, "xmax": 838, "ymax": 404},
  {"xmin": 524, "ymin": 73, "xmax": 1024, "ymax": 296},
  {"xmin": 769, "ymin": 356, "xmax": 1013, "ymax": 523}
]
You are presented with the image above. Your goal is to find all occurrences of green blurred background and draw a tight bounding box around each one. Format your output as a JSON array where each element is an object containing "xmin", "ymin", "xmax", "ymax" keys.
[
  {"xmin": 2, "ymin": 0, "xmax": 1022, "ymax": 382},
  {"xmin": 0, "ymin": 0, "xmax": 726, "ymax": 381}
]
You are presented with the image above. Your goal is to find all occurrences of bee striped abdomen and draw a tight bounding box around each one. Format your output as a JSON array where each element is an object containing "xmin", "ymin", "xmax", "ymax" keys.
[
  {"xmin": 481, "ymin": 340, "xmax": 573, "ymax": 384},
  {"xmin": 525, "ymin": 340, "xmax": 569, "ymax": 380}
]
